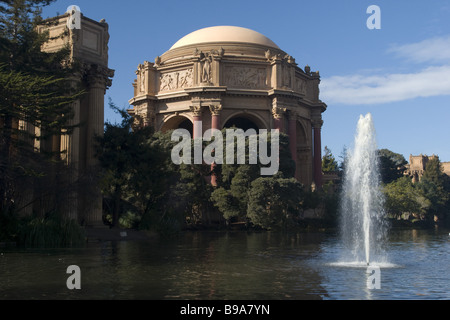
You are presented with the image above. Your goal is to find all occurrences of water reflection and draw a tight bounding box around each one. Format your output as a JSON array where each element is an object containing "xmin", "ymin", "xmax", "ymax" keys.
[
  {"xmin": 318, "ymin": 227, "xmax": 450, "ymax": 300},
  {"xmin": 0, "ymin": 228, "xmax": 448, "ymax": 300}
]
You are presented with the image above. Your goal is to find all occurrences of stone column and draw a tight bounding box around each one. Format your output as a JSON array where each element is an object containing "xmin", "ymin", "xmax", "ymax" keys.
[
  {"xmin": 288, "ymin": 111, "xmax": 298, "ymax": 180},
  {"xmin": 209, "ymin": 104, "xmax": 222, "ymax": 186},
  {"xmin": 312, "ymin": 119, "xmax": 323, "ymax": 189},
  {"xmin": 85, "ymin": 76, "xmax": 105, "ymax": 167},
  {"xmin": 272, "ymin": 105, "xmax": 286, "ymax": 132},
  {"xmin": 83, "ymin": 70, "xmax": 109, "ymax": 227},
  {"xmin": 190, "ymin": 105, "xmax": 203, "ymax": 139},
  {"xmin": 273, "ymin": 116, "xmax": 282, "ymax": 132}
]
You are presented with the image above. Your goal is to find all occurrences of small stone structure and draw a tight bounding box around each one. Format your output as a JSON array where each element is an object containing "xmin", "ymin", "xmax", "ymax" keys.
[{"xmin": 405, "ymin": 154, "xmax": 450, "ymax": 182}]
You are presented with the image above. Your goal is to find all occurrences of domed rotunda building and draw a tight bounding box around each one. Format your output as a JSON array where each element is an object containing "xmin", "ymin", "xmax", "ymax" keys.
[{"xmin": 128, "ymin": 26, "xmax": 327, "ymax": 187}]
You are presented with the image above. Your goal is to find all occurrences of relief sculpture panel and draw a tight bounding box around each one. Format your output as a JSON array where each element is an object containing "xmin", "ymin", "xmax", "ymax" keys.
[
  {"xmin": 295, "ymin": 77, "xmax": 307, "ymax": 95},
  {"xmin": 160, "ymin": 68, "xmax": 193, "ymax": 92},
  {"xmin": 224, "ymin": 66, "xmax": 267, "ymax": 89}
]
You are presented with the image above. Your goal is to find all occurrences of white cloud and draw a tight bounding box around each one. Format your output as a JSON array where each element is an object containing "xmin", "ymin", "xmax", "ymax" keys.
[
  {"xmin": 320, "ymin": 35, "xmax": 450, "ymax": 105},
  {"xmin": 387, "ymin": 35, "xmax": 450, "ymax": 64},
  {"xmin": 320, "ymin": 65, "xmax": 450, "ymax": 105}
]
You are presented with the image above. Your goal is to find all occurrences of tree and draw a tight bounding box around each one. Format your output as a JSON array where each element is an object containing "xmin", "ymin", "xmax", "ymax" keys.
[
  {"xmin": 210, "ymin": 130, "xmax": 303, "ymax": 228},
  {"xmin": 383, "ymin": 176, "xmax": 428, "ymax": 219},
  {"xmin": 338, "ymin": 145, "xmax": 348, "ymax": 174},
  {"xmin": 97, "ymin": 103, "xmax": 216, "ymax": 232},
  {"xmin": 417, "ymin": 157, "xmax": 450, "ymax": 222},
  {"xmin": 247, "ymin": 176, "xmax": 303, "ymax": 229},
  {"xmin": 0, "ymin": 67, "xmax": 77, "ymax": 213},
  {"xmin": 322, "ymin": 146, "xmax": 338, "ymax": 172},
  {"xmin": 136, "ymin": 133, "xmax": 214, "ymax": 232},
  {"xmin": 0, "ymin": 0, "xmax": 82, "ymax": 235},
  {"xmin": 377, "ymin": 149, "xmax": 407, "ymax": 184},
  {"xmin": 211, "ymin": 163, "xmax": 260, "ymax": 221},
  {"xmin": 96, "ymin": 100, "xmax": 148, "ymax": 227}
]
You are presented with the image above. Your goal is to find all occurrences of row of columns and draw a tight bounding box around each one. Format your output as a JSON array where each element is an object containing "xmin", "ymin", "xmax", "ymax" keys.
[
  {"xmin": 61, "ymin": 69, "xmax": 112, "ymax": 226},
  {"xmin": 189, "ymin": 104, "xmax": 323, "ymax": 188},
  {"xmin": 273, "ymin": 109, "xmax": 322, "ymax": 188}
]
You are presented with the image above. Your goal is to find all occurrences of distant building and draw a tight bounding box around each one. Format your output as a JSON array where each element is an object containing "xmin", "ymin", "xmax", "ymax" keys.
[
  {"xmin": 405, "ymin": 154, "xmax": 450, "ymax": 182},
  {"xmin": 442, "ymin": 162, "xmax": 450, "ymax": 177}
]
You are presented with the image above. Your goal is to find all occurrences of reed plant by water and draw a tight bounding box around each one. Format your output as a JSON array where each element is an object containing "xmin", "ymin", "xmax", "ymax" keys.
[{"xmin": 17, "ymin": 213, "xmax": 86, "ymax": 247}]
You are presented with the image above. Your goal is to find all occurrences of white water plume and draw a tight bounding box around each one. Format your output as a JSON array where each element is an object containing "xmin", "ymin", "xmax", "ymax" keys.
[{"xmin": 339, "ymin": 113, "xmax": 388, "ymax": 265}]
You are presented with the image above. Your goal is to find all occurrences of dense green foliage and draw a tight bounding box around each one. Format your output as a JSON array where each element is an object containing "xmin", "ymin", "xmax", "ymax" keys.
[
  {"xmin": 383, "ymin": 176, "xmax": 429, "ymax": 219},
  {"xmin": 247, "ymin": 177, "xmax": 303, "ymax": 229},
  {"xmin": 97, "ymin": 113, "xmax": 334, "ymax": 232},
  {"xmin": 382, "ymin": 156, "xmax": 450, "ymax": 225},
  {"xmin": 377, "ymin": 148, "xmax": 407, "ymax": 184},
  {"xmin": 0, "ymin": 0, "xmax": 85, "ymax": 245},
  {"xmin": 322, "ymin": 146, "xmax": 339, "ymax": 172},
  {"xmin": 329, "ymin": 145, "xmax": 450, "ymax": 226},
  {"xmin": 96, "ymin": 102, "xmax": 216, "ymax": 234},
  {"xmin": 417, "ymin": 158, "xmax": 450, "ymax": 222},
  {"xmin": 209, "ymin": 130, "xmax": 305, "ymax": 230}
]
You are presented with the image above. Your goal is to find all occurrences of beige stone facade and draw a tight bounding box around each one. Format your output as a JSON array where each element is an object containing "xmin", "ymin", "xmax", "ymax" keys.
[
  {"xmin": 128, "ymin": 26, "xmax": 327, "ymax": 187},
  {"xmin": 28, "ymin": 11, "xmax": 113, "ymax": 226},
  {"xmin": 442, "ymin": 162, "xmax": 450, "ymax": 176},
  {"xmin": 405, "ymin": 154, "xmax": 450, "ymax": 182}
]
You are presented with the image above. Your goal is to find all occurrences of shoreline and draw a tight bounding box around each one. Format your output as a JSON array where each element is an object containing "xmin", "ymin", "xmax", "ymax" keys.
[
  {"xmin": 2, "ymin": 219, "xmax": 447, "ymax": 247},
  {"xmin": 84, "ymin": 218, "xmax": 449, "ymax": 243}
]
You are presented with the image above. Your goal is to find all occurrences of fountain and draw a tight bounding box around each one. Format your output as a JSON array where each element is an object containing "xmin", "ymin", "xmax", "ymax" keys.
[{"xmin": 339, "ymin": 113, "xmax": 388, "ymax": 266}]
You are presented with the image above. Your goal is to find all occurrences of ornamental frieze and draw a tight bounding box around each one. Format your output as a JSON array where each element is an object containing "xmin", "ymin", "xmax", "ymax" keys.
[
  {"xmin": 224, "ymin": 66, "xmax": 267, "ymax": 89},
  {"xmin": 295, "ymin": 77, "xmax": 307, "ymax": 95},
  {"xmin": 160, "ymin": 68, "xmax": 193, "ymax": 92}
]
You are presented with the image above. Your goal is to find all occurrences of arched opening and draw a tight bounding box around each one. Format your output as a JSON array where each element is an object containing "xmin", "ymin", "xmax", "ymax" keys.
[
  {"xmin": 160, "ymin": 116, "xmax": 193, "ymax": 136},
  {"xmin": 223, "ymin": 116, "xmax": 260, "ymax": 131}
]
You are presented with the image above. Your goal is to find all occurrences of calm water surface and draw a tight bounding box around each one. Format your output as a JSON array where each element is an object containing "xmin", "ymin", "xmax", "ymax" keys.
[{"xmin": 0, "ymin": 228, "xmax": 449, "ymax": 300}]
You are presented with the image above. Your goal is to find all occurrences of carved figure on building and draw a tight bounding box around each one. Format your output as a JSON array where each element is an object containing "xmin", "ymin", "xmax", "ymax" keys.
[
  {"xmin": 140, "ymin": 68, "xmax": 145, "ymax": 92},
  {"xmin": 201, "ymin": 53, "xmax": 212, "ymax": 83},
  {"xmin": 160, "ymin": 68, "xmax": 193, "ymax": 91},
  {"xmin": 155, "ymin": 56, "xmax": 161, "ymax": 66}
]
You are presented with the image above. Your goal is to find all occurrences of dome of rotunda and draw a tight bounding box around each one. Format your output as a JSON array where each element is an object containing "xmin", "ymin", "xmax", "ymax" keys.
[{"xmin": 169, "ymin": 26, "xmax": 280, "ymax": 50}]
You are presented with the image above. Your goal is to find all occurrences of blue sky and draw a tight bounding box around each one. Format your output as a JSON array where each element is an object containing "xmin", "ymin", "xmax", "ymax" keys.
[{"xmin": 43, "ymin": 0, "xmax": 450, "ymax": 163}]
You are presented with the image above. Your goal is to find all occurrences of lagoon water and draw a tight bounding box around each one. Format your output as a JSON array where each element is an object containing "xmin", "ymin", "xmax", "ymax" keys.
[{"xmin": 0, "ymin": 228, "xmax": 449, "ymax": 300}]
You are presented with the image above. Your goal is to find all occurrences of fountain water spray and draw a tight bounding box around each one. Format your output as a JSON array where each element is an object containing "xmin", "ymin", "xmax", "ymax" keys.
[{"xmin": 339, "ymin": 113, "xmax": 387, "ymax": 266}]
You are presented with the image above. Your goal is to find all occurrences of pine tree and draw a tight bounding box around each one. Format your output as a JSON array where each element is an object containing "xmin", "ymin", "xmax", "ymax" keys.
[
  {"xmin": 322, "ymin": 146, "xmax": 338, "ymax": 172},
  {"xmin": 0, "ymin": 0, "xmax": 82, "ymax": 221}
]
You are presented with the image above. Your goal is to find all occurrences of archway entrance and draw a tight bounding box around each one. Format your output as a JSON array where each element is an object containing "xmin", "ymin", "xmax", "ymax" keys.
[
  {"xmin": 296, "ymin": 121, "xmax": 312, "ymax": 185},
  {"xmin": 160, "ymin": 116, "xmax": 193, "ymax": 136},
  {"xmin": 223, "ymin": 116, "xmax": 261, "ymax": 131}
]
